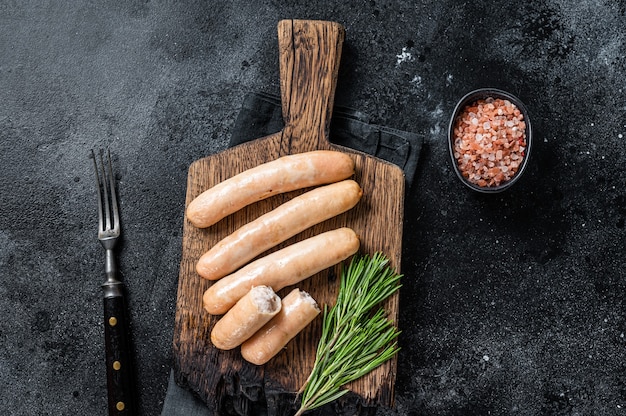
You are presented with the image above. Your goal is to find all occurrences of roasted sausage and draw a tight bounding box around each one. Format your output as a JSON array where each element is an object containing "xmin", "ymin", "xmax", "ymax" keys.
[
  {"xmin": 187, "ymin": 150, "xmax": 355, "ymax": 228},
  {"xmin": 210, "ymin": 285, "xmax": 281, "ymax": 350},
  {"xmin": 196, "ymin": 180, "xmax": 363, "ymax": 280},
  {"xmin": 203, "ymin": 227, "xmax": 360, "ymax": 315},
  {"xmin": 241, "ymin": 288, "xmax": 320, "ymax": 365}
]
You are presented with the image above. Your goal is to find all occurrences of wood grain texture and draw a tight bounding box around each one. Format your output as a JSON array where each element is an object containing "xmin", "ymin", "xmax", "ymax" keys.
[{"xmin": 173, "ymin": 20, "xmax": 405, "ymax": 415}]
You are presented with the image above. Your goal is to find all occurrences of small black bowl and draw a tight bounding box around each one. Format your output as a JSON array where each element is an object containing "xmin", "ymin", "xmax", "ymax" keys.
[{"xmin": 448, "ymin": 88, "xmax": 532, "ymax": 193}]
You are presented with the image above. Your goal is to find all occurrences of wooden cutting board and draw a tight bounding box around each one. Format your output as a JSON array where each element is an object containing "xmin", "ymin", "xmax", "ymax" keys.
[{"xmin": 173, "ymin": 19, "xmax": 405, "ymax": 415}]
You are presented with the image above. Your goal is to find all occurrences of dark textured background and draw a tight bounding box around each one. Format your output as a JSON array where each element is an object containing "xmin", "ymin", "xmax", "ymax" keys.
[{"xmin": 1, "ymin": 1, "xmax": 625, "ymax": 415}]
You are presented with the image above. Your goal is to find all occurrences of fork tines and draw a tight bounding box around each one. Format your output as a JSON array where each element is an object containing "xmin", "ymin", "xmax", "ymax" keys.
[{"xmin": 91, "ymin": 149, "xmax": 120, "ymax": 238}]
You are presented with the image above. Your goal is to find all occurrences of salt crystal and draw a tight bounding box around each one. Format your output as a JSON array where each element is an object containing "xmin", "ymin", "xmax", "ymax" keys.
[
  {"xmin": 453, "ymin": 97, "xmax": 526, "ymax": 187},
  {"xmin": 396, "ymin": 47, "xmax": 413, "ymax": 66}
]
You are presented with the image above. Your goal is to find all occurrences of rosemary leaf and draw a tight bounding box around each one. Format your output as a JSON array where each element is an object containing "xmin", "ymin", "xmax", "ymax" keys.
[{"xmin": 295, "ymin": 252, "xmax": 402, "ymax": 416}]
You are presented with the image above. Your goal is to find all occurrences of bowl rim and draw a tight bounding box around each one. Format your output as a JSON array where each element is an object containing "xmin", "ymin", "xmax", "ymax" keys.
[{"xmin": 448, "ymin": 88, "xmax": 533, "ymax": 193}]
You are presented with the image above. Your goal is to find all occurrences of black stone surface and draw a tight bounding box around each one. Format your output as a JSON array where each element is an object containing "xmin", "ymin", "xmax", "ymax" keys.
[{"xmin": 1, "ymin": 1, "xmax": 625, "ymax": 415}]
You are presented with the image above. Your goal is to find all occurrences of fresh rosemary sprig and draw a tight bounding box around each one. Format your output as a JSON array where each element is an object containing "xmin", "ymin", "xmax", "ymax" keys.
[{"xmin": 295, "ymin": 252, "xmax": 402, "ymax": 416}]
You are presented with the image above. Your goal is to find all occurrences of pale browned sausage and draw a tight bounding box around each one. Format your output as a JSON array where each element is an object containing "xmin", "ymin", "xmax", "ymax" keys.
[
  {"xmin": 241, "ymin": 288, "xmax": 320, "ymax": 365},
  {"xmin": 187, "ymin": 151, "xmax": 355, "ymax": 228},
  {"xmin": 203, "ymin": 227, "xmax": 359, "ymax": 315},
  {"xmin": 196, "ymin": 180, "xmax": 363, "ymax": 280},
  {"xmin": 210, "ymin": 285, "xmax": 281, "ymax": 350}
]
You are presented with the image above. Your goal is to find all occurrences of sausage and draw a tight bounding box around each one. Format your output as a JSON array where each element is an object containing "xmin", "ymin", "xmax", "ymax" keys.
[
  {"xmin": 241, "ymin": 288, "xmax": 320, "ymax": 365},
  {"xmin": 187, "ymin": 150, "xmax": 355, "ymax": 228},
  {"xmin": 210, "ymin": 285, "xmax": 281, "ymax": 350},
  {"xmin": 203, "ymin": 227, "xmax": 360, "ymax": 315},
  {"xmin": 196, "ymin": 180, "xmax": 363, "ymax": 280}
]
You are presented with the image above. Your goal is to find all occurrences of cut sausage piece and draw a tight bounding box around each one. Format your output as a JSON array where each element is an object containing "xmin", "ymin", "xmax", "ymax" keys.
[
  {"xmin": 196, "ymin": 180, "xmax": 363, "ymax": 280},
  {"xmin": 210, "ymin": 285, "xmax": 281, "ymax": 350},
  {"xmin": 187, "ymin": 151, "xmax": 355, "ymax": 228},
  {"xmin": 241, "ymin": 288, "xmax": 320, "ymax": 365},
  {"xmin": 203, "ymin": 227, "xmax": 360, "ymax": 315}
]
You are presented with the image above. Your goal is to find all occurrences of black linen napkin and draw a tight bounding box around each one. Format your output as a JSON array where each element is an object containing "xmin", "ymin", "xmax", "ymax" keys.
[
  {"xmin": 228, "ymin": 92, "xmax": 423, "ymax": 188},
  {"xmin": 161, "ymin": 92, "xmax": 424, "ymax": 416}
]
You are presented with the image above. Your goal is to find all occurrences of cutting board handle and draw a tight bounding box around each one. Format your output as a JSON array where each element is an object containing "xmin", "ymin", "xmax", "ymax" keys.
[{"xmin": 277, "ymin": 20, "xmax": 345, "ymax": 153}]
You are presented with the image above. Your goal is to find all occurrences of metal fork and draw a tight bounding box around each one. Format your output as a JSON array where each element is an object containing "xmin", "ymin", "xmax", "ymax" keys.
[{"xmin": 91, "ymin": 149, "xmax": 135, "ymax": 415}]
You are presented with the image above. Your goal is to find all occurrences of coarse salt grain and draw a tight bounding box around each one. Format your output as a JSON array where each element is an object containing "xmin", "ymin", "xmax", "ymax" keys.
[{"xmin": 453, "ymin": 97, "xmax": 527, "ymax": 187}]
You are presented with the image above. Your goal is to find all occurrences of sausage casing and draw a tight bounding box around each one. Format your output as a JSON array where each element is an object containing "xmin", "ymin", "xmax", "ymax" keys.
[
  {"xmin": 241, "ymin": 288, "xmax": 320, "ymax": 365},
  {"xmin": 210, "ymin": 285, "xmax": 281, "ymax": 350},
  {"xmin": 203, "ymin": 227, "xmax": 359, "ymax": 315},
  {"xmin": 196, "ymin": 180, "xmax": 363, "ymax": 280},
  {"xmin": 187, "ymin": 151, "xmax": 355, "ymax": 228}
]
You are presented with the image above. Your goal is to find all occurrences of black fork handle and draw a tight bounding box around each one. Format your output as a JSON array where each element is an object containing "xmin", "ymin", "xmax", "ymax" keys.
[{"xmin": 103, "ymin": 285, "xmax": 135, "ymax": 415}]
